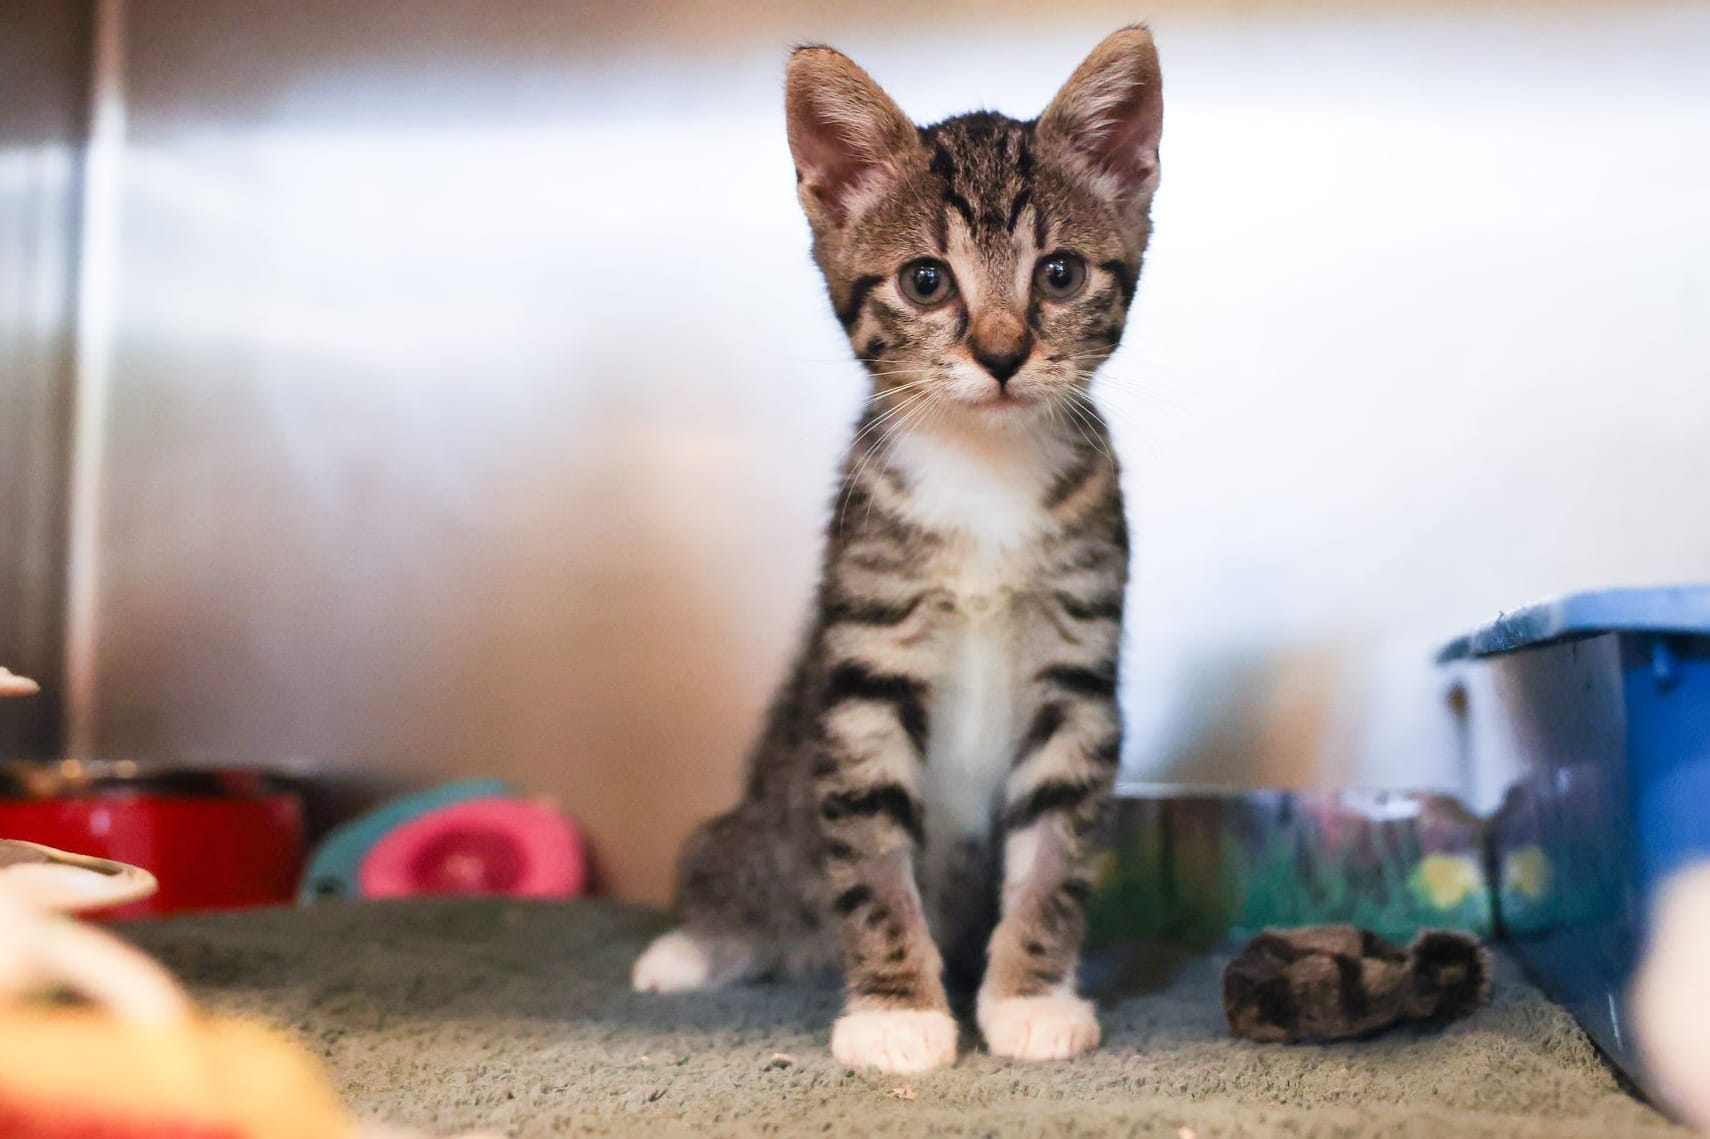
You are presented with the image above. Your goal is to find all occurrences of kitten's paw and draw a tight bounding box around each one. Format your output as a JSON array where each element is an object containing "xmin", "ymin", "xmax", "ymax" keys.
[
  {"xmin": 977, "ymin": 990, "xmax": 1101, "ymax": 1062},
  {"xmin": 631, "ymin": 929, "xmax": 715, "ymax": 993},
  {"xmin": 830, "ymin": 1008, "xmax": 959, "ymax": 1073}
]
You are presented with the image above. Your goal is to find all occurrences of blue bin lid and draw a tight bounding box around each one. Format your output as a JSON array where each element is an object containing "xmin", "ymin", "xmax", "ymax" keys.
[{"xmin": 1439, "ymin": 585, "xmax": 1710, "ymax": 661}]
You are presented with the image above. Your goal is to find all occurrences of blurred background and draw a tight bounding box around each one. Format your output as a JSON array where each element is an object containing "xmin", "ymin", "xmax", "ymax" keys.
[{"xmin": 1, "ymin": 0, "xmax": 1706, "ymax": 904}]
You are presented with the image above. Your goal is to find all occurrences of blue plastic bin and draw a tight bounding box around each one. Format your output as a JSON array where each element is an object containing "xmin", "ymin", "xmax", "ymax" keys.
[{"xmin": 1440, "ymin": 585, "xmax": 1710, "ymax": 1091}]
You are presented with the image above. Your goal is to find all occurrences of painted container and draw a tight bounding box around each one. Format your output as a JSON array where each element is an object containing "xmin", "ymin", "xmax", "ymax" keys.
[{"xmin": 1086, "ymin": 785, "xmax": 1493, "ymax": 955}]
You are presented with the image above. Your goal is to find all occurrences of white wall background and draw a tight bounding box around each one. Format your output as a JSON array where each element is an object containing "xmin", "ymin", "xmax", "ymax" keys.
[{"xmin": 64, "ymin": 0, "xmax": 1710, "ymax": 900}]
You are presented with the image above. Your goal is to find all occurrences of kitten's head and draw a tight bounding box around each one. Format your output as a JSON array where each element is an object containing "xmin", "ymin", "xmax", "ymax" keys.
[{"xmin": 786, "ymin": 27, "xmax": 1162, "ymax": 433}]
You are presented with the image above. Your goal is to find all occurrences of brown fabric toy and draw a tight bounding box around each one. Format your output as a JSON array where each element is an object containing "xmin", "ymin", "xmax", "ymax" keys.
[{"xmin": 1223, "ymin": 925, "xmax": 1492, "ymax": 1043}]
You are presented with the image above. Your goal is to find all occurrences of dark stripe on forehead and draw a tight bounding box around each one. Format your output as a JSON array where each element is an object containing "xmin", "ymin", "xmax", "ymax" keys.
[
  {"xmin": 1013, "ymin": 127, "xmax": 1035, "ymax": 180},
  {"xmin": 944, "ymin": 194, "xmax": 976, "ymax": 230},
  {"xmin": 928, "ymin": 142, "xmax": 977, "ymax": 229},
  {"xmin": 1007, "ymin": 188, "xmax": 1032, "ymax": 235},
  {"xmin": 837, "ymin": 274, "xmax": 885, "ymax": 331}
]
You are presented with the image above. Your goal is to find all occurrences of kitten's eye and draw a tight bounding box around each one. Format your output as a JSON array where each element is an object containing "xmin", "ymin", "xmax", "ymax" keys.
[
  {"xmin": 1035, "ymin": 253, "xmax": 1088, "ymax": 300},
  {"xmin": 898, "ymin": 259, "xmax": 956, "ymax": 307}
]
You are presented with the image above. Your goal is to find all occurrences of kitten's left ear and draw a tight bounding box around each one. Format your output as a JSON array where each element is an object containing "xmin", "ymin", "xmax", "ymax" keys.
[{"xmin": 1038, "ymin": 25, "xmax": 1164, "ymax": 210}]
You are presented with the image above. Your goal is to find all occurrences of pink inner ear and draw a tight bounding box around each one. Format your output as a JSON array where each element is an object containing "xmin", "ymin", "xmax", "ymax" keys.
[
  {"xmin": 1088, "ymin": 78, "xmax": 1162, "ymax": 190},
  {"xmin": 793, "ymin": 102, "xmax": 885, "ymax": 219}
]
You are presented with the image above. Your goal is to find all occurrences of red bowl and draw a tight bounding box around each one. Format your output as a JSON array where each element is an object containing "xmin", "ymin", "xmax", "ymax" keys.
[{"xmin": 0, "ymin": 762, "xmax": 304, "ymax": 918}]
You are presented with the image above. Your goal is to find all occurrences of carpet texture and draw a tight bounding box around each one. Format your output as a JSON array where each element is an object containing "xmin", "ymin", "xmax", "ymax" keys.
[{"xmin": 121, "ymin": 900, "xmax": 1686, "ymax": 1138}]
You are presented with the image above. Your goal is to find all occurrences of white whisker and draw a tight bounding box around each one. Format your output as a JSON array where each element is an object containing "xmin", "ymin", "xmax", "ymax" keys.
[
  {"xmin": 1060, "ymin": 389, "xmax": 1117, "ymax": 469},
  {"xmin": 837, "ymin": 387, "xmax": 936, "ymax": 536},
  {"xmin": 859, "ymin": 390, "xmax": 943, "ymax": 531}
]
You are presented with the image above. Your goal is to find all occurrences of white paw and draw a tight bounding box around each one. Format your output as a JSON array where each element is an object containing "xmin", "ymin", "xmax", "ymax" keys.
[
  {"xmin": 830, "ymin": 1007, "xmax": 959, "ymax": 1073},
  {"xmin": 977, "ymin": 990, "xmax": 1100, "ymax": 1061},
  {"xmin": 631, "ymin": 929, "xmax": 714, "ymax": 993}
]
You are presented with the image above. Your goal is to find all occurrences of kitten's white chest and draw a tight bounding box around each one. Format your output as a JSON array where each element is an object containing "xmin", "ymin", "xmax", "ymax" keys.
[
  {"xmin": 889, "ymin": 432, "xmax": 1059, "ymax": 845},
  {"xmin": 921, "ymin": 603, "xmax": 1019, "ymax": 847},
  {"xmin": 890, "ymin": 432, "xmax": 1052, "ymax": 568}
]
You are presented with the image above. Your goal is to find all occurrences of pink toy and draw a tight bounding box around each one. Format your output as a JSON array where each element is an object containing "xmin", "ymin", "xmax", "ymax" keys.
[{"xmin": 357, "ymin": 798, "xmax": 586, "ymax": 900}]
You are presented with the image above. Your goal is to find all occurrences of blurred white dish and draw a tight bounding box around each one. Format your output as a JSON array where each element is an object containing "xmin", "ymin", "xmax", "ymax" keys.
[{"xmin": 0, "ymin": 839, "xmax": 159, "ymax": 913}]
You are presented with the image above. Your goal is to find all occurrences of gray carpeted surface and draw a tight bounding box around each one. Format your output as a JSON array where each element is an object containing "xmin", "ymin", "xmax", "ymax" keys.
[{"xmin": 120, "ymin": 900, "xmax": 1686, "ymax": 1138}]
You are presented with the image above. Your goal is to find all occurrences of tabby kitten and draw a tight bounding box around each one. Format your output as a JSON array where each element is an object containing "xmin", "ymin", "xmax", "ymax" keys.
[{"xmin": 632, "ymin": 27, "xmax": 1163, "ymax": 1075}]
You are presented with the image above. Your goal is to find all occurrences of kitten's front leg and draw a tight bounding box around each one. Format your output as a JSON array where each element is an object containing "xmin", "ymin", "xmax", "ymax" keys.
[
  {"xmin": 816, "ymin": 662, "xmax": 958, "ymax": 1074},
  {"xmin": 978, "ymin": 668, "xmax": 1121, "ymax": 1062}
]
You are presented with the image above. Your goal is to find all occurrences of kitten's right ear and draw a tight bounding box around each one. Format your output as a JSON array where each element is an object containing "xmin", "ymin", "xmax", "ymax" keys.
[{"xmin": 786, "ymin": 46, "xmax": 919, "ymax": 227}]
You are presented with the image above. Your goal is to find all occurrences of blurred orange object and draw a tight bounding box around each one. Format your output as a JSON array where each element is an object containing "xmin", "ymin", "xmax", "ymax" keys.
[{"xmin": 0, "ymin": 1008, "xmax": 357, "ymax": 1139}]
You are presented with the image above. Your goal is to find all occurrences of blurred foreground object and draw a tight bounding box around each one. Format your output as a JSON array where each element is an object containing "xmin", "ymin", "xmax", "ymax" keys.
[
  {"xmin": 0, "ymin": 669, "xmax": 40, "ymax": 697},
  {"xmin": 0, "ymin": 839, "xmax": 499, "ymax": 1139},
  {"xmin": 302, "ymin": 780, "xmax": 586, "ymax": 903},
  {"xmin": 0, "ymin": 840, "xmax": 181, "ymax": 1023},
  {"xmin": 1634, "ymin": 863, "xmax": 1710, "ymax": 1134},
  {"xmin": 0, "ymin": 839, "xmax": 159, "ymax": 917}
]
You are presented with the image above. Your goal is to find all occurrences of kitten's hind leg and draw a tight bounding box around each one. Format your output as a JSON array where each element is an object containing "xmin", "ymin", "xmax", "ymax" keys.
[
  {"xmin": 631, "ymin": 927, "xmax": 760, "ymax": 993},
  {"xmin": 633, "ymin": 803, "xmax": 828, "ymax": 993}
]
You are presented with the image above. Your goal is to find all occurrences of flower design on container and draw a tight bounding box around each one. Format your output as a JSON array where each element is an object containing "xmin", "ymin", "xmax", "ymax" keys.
[
  {"xmin": 1503, "ymin": 844, "xmax": 1554, "ymax": 900},
  {"xmin": 1410, "ymin": 853, "xmax": 1485, "ymax": 910}
]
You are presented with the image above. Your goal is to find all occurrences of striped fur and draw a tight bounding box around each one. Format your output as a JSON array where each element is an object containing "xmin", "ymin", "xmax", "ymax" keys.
[{"xmin": 634, "ymin": 27, "xmax": 1164, "ymax": 1074}]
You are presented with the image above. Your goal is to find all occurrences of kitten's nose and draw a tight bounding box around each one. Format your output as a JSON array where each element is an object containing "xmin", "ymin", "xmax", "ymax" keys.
[
  {"xmin": 971, "ymin": 342, "xmax": 1029, "ymax": 385},
  {"xmin": 968, "ymin": 312, "xmax": 1033, "ymax": 386}
]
